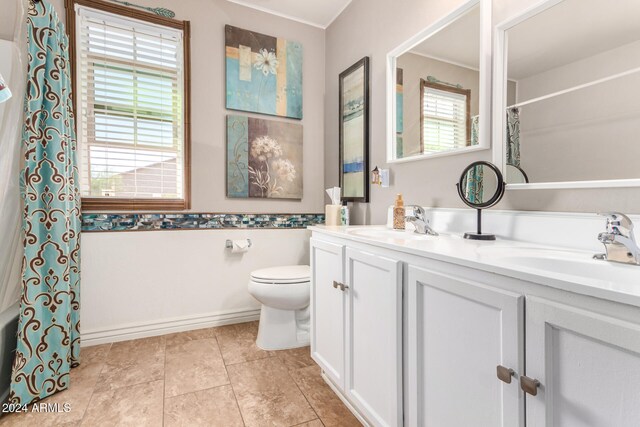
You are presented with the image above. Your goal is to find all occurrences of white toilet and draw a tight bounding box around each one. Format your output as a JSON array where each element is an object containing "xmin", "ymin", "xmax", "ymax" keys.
[{"xmin": 248, "ymin": 265, "xmax": 311, "ymax": 350}]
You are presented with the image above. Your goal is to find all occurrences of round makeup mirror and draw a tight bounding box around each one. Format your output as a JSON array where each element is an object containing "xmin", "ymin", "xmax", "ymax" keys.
[
  {"xmin": 456, "ymin": 161, "xmax": 506, "ymax": 240},
  {"xmin": 506, "ymin": 164, "xmax": 529, "ymax": 184}
]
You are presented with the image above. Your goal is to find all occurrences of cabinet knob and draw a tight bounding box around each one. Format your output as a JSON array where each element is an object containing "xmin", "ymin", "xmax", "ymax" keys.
[
  {"xmin": 520, "ymin": 375, "xmax": 541, "ymax": 396},
  {"xmin": 333, "ymin": 281, "xmax": 340, "ymax": 289},
  {"xmin": 496, "ymin": 365, "xmax": 515, "ymax": 384},
  {"xmin": 339, "ymin": 283, "xmax": 349, "ymax": 291}
]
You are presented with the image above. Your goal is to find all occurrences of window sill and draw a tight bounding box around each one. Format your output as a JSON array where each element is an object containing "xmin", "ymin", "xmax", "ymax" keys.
[{"xmin": 81, "ymin": 198, "xmax": 190, "ymax": 212}]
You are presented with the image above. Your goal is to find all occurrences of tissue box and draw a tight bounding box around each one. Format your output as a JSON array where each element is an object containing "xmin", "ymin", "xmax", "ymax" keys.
[{"xmin": 325, "ymin": 205, "xmax": 341, "ymax": 226}]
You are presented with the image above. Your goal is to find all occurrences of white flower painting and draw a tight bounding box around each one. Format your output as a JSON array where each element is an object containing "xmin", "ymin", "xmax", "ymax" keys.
[
  {"xmin": 254, "ymin": 49, "xmax": 279, "ymax": 76},
  {"xmin": 225, "ymin": 25, "xmax": 303, "ymax": 119},
  {"xmin": 227, "ymin": 115, "xmax": 303, "ymax": 199}
]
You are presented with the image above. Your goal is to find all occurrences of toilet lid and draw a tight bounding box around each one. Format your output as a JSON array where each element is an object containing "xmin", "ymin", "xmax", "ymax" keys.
[{"xmin": 251, "ymin": 265, "xmax": 310, "ymax": 284}]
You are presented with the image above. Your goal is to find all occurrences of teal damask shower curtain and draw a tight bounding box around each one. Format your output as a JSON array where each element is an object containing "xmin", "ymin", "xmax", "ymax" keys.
[
  {"xmin": 465, "ymin": 165, "xmax": 484, "ymax": 204},
  {"xmin": 9, "ymin": 1, "xmax": 81, "ymax": 405},
  {"xmin": 506, "ymin": 107, "xmax": 521, "ymax": 167}
]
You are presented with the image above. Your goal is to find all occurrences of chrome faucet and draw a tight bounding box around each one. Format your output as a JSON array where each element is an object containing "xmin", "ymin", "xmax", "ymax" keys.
[
  {"xmin": 405, "ymin": 206, "xmax": 438, "ymax": 236},
  {"xmin": 593, "ymin": 212, "xmax": 640, "ymax": 265}
]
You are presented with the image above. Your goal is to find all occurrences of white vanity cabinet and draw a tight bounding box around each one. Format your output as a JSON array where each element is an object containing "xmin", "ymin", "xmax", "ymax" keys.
[
  {"xmin": 310, "ymin": 238, "xmax": 346, "ymax": 389},
  {"xmin": 345, "ymin": 248, "xmax": 403, "ymax": 427},
  {"xmin": 310, "ymin": 227, "xmax": 640, "ymax": 427},
  {"xmin": 407, "ymin": 265, "xmax": 524, "ymax": 427},
  {"xmin": 524, "ymin": 297, "xmax": 640, "ymax": 427},
  {"xmin": 310, "ymin": 238, "xmax": 403, "ymax": 427}
]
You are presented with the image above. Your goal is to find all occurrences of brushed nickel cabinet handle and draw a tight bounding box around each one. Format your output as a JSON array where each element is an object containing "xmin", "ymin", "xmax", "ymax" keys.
[
  {"xmin": 496, "ymin": 365, "xmax": 515, "ymax": 384},
  {"xmin": 520, "ymin": 375, "xmax": 541, "ymax": 396},
  {"xmin": 333, "ymin": 281, "xmax": 340, "ymax": 289},
  {"xmin": 339, "ymin": 284, "xmax": 349, "ymax": 291}
]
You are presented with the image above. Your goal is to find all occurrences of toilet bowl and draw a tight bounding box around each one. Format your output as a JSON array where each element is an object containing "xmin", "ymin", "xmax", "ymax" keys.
[{"xmin": 248, "ymin": 265, "xmax": 310, "ymax": 350}]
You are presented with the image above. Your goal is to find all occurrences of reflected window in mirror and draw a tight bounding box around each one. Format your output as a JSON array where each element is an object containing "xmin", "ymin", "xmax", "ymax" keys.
[
  {"xmin": 388, "ymin": 0, "xmax": 491, "ymax": 162},
  {"xmin": 421, "ymin": 79, "xmax": 471, "ymax": 153},
  {"xmin": 497, "ymin": 0, "xmax": 640, "ymax": 188}
]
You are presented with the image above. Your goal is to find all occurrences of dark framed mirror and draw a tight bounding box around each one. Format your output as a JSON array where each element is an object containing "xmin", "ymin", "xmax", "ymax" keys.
[{"xmin": 456, "ymin": 161, "xmax": 506, "ymax": 240}]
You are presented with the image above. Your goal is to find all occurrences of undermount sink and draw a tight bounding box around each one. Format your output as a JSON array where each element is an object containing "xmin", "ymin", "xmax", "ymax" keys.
[
  {"xmin": 477, "ymin": 245, "xmax": 638, "ymax": 286},
  {"xmin": 346, "ymin": 227, "xmax": 441, "ymax": 241}
]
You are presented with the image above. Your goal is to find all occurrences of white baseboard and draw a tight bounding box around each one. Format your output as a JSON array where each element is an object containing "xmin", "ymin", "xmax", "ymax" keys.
[{"xmin": 81, "ymin": 307, "xmax": 261, "ymax": 346}]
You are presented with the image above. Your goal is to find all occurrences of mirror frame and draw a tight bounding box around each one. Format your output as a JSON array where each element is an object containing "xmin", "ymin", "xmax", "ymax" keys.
[
  {"xmin": 386, "ymin": 0, "xmax": 492, "ymax": 163},
  {"xmin": 492, "ymin": 0, "xmax": 640, "ymax": 190},
  {"xmin": 456, "ymin": 161, "xmax": 506, "ymax": 209}
]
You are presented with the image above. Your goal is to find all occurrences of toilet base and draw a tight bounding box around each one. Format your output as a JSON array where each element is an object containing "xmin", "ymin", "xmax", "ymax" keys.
[{"xmin": 256, "ymin": 305, "xmax": 310, "ymax": 350}]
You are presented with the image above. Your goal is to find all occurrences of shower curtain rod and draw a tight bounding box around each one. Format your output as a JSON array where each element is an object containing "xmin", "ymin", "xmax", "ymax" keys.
[{"xmin": 506, "ymin": 65, "xmax": 640, "ymax": 110}]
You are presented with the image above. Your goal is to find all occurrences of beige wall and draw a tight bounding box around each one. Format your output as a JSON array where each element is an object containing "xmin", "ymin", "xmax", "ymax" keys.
[
  {"xmin": 515, "ymin": 40, "xmax": 640, "ymax": 183},
  {"xmin": 396, "ymin": 53, "xmax": 480, "ymax": 157},
  {"xmin": 45, "ymin": 0, "xmax": 325, "ymax": 214},
  {"xmin": 325, "ymin": 0, "xmax": 640, "ymax": 225},
  {"xmin": 0, "ymin": 1, "xmax": 19, "ymax": 41}
]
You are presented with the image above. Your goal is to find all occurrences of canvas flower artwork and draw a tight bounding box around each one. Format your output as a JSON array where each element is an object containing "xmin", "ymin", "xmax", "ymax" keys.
[
  {"xmin": 227, "ymin": 115, "xmax": 303, "ymax": 199},
  {"xmin": 225, "ymin": 25, "xmax": 303, "ymax": 119}
]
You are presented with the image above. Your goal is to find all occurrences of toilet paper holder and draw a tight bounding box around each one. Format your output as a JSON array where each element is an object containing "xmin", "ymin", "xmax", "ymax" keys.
[{"xmin": 225, "ymin": 239, "xmax": 252, "ymax": 249}]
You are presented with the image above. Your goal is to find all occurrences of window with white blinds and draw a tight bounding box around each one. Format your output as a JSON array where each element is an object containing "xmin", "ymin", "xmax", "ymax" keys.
[
  {"xmin": 422, "ymin": 84, "xmax": 470, "ymax": 153},
  {"xmin": 74, "ymin": 5, "xmax": 187, "ymax": 205}
]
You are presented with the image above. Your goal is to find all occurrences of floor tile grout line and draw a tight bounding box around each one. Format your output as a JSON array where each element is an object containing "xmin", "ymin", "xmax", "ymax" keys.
[
  {"xmin": 161, "ymin": 336, "xmax": 167, "ymax": 427},
  {"xmin": 218, "ymin": 335, "xmax": 248, "ymax": 427},
  {"xmin": 164, "ymin": 381, "xmax": 233, "ymax": 400},
  {"xmin": 78, "ymin": 342, "xmax": 113, "ymax": 426},
  {"xmin": 223, "ymin": 353, "xmax": 274, "ymax": 367},
  {"xmin": 287, "ymin": 365, "xmax": 324, "ymax": 427},
  {"xmin": 164, "ymin": 336, "xmax": 232, "ymax": 400},
  {"xmin": 228, "ymin": 380, "xmax": 247, "ymax": 427}
]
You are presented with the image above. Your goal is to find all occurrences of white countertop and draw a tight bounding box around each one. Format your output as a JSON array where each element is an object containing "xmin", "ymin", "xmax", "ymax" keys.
[{"xmin": 309, "ymin": 225, "xmax": 640, "ymax": 308}]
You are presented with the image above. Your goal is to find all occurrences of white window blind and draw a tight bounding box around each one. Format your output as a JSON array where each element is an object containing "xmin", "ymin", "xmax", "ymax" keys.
[
  {"xmin": 75, "ymin": 5, "xmax": 185, "ymax": 200},
  {"xmin": 423, "ymin": 86, "xmax": 468, "ymax": 153}
]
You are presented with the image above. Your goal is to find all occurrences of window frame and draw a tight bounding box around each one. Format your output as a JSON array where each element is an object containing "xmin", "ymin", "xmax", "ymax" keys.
[
  {"xmin": 65, "ymin": 0, "xmax": 191, "ymax": 211},
  {"xmin": 420, "ymin": 79, "xmax": 471, "ymax": 154}
]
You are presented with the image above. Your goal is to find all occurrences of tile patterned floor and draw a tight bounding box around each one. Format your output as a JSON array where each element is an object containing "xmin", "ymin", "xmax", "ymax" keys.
[{"xmin": 0, "ymin": 321, "xmax": 362, "ymax": 427}]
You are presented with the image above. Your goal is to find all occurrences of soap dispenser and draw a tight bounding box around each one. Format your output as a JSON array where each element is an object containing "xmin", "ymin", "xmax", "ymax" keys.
[{"xmin": 393, "ymin": 194, "xmax": 405, "ymax": 230}]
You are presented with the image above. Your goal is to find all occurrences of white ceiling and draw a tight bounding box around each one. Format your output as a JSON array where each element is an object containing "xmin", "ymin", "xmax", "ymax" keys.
[
  {"xmin": 408, "ymin": 5, "xmax": 480, "ymax": 70},
  {"xmin": 507, "ymin": 0, "xmax": 640, "ymax": 80},
  {"xmin": 226, "ymin": 0, "xmax": 353, "ymax": 29}
]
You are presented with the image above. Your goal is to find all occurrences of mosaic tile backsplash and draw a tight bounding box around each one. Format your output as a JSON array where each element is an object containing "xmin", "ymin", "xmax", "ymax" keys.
[{"xmin": 82, "ymin": 213, "xmax": 325, "ymax": 232}]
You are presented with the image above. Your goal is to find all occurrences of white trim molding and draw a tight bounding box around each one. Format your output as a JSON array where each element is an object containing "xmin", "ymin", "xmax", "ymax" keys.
[
  {"xmin": 491, "ymin": 0, "xmax": 640, "ymax": 190},
  {"xmin": 225, "ymin": 0, "xmax": 353, "ymax": 29},
  {"xmin": 81, "ymin": 307, "xmax": 261, "ymax": 346},
  {"xmin": 386, "ymin": 0, "xmax": 492, "ymax": 164}
]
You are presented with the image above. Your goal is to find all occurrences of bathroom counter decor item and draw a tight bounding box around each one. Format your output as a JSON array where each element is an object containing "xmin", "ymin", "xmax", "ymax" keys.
[
  {"xmin": 227, "ymin": 115, "xmax": 303, "ymax": 199},
  {"xmin": 456, "ymin": 161, "xmax": 506, "ymax": 240},
  {"xmin": 339, "ymin": 56, "xmax": 370, "ymax": 202},
  {"xmin": 225, "ymin": 25, "xmax": 303, "ymax": 119},
  {"xmin": 393, "ymin": 193, "xmax": 405, "ymax": 230}
]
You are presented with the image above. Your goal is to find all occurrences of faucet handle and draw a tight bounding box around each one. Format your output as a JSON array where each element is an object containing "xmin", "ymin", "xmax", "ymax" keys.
[
  {"xmin": 598, "ymin": 212, "xmax": 634, "ymax": 235},
  {"xmin": 406, "ymin": 205, "xmax": 426, "ymax": 221}
]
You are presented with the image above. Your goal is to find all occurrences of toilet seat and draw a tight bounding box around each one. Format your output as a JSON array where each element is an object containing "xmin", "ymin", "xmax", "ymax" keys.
[{"xmin": 250, "ymin": 265, "xmax": 310, "ymax": 285}]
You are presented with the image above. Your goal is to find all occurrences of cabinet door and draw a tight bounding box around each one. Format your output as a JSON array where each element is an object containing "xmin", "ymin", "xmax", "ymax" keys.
[
  {"xmin": 310, "ymin": 238, "xmax": 346, "ymax": 389},
  {"xmin": 407, "ymin": 266, "xmax": 524, "ymax": 427},
  {"xmin": 345, "ymin": 248, "xmax": 403, "ymax": 427},
  {"xmin": 525, "ymin": 297, "xmax": 640, "ymax": 427}
]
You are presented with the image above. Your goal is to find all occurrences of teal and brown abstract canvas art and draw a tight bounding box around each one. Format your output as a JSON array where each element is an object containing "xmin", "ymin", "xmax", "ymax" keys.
[
  {"xmin": 227, "ymin": 115, "xmax": 303, "ymax": 199},
  {"xmin": 225, "ymin": 25, "xmax": 303, "ymax": 119}
]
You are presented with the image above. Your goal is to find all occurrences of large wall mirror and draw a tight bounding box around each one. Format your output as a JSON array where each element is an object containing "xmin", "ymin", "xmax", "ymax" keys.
[
  {"xmin": 386, "ymin": 0, "xmax": 491, "ymax": 163},
  {"xmin": 495, "ymin": 0, "xmax": 640, "ymax": 189}
]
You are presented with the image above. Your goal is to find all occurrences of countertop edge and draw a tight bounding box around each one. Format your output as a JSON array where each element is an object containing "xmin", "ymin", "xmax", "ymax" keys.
[{"xmin": 308, "ymin": 226, "xmax": 640, "ymax": 309}]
